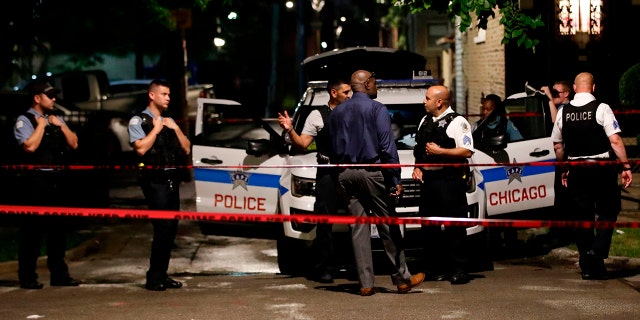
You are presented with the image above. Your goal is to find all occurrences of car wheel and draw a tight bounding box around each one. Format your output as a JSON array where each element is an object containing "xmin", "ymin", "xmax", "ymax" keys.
[
  {"xmin": 467, "ymin": 229, "xmax": 494, "ymax": 272},
  {"xmin": 276, "ymin": 235, "xmax": 311, "ymax": 276}
]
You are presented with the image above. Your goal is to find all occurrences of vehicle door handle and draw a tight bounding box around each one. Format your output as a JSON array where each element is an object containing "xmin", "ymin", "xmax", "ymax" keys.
[
  {"xmin": 201, "ymin": 157, "xmax": 223, "ymax": 164},
  {"xmin": 529, "ymin": 149, "xmax": 550, "ymax": 157}
]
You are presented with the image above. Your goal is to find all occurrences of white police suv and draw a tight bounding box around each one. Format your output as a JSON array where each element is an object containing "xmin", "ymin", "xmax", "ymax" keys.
[{"xmin": 191, "ymin": 48, "xmax": 557, "ymax": 274}]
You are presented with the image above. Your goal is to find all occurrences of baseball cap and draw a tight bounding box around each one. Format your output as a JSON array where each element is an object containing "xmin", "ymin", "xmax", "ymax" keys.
[{"xmin": 26, "ymin": 80, "xmax": 61, "ymax": 98}]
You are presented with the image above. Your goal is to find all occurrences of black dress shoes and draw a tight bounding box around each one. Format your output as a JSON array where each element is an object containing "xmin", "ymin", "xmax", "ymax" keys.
[
  {"xmin": 20, "ymin": 280, "xmax": 44, "ymax": 289},
  {"xmin": 50, "ymin": 277, "xmax": 82, "ymax": 287},
  {"xmin": 425, "ymin": 271, "xmax": 449, "ymax": 281},
  {"xmin": 145, "ymin": 281, "xmax": 166, "ymax": 291},
  {"xmin": 581, "ymin": 271, "xmax": 608, "ymax": 280},
  {"xmin": 145, "ymin": 277, "xmax": 183, "ymax": 291},
  {"xmin": 315, "ymin": 271, "xmax": 334, "ymax": 284},
  {"xmin": 450, "ymin": 272, "xmax": 470, "ymax": 285},
  {"xmin": 164, "ymin": 277, "xmax": 183, "ymax": 289},
  {"xmin": 580, "ymin": 251, "xmax": 608, "ymax": 280}
]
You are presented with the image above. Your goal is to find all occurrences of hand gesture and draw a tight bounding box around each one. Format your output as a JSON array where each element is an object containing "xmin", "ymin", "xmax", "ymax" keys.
[{"xmin": 278, "ymin": 110, "xmax": 293, "ymax": 131}]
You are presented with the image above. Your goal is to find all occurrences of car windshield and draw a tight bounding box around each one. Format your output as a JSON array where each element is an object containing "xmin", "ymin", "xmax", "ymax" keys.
[{"xmin": 198, "ymin": 102, "xmax": 281, "ymax": 149}]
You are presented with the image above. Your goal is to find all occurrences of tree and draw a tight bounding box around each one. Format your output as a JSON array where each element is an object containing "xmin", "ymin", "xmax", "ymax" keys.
[{"xmin": 393, "ymin": 0, "xmax": 544, "ymax": 51}]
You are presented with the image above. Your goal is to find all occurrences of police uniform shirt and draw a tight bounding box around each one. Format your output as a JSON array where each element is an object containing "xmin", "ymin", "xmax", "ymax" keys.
[
  {"xmin": 301, "ymin": 109, "xmax": 323, "ymax": 137},
  {"xmin": 551, "ymin": 92, "xmax": 621, "ymax": 159},
  {"xmin": 418, "ymin": 106, "xmax": 475, "ymax": 153},
  {"xmin": 128, "ymin": 107, "xmax": 178, "ymax": 143},
  {"xmin": 14, "ymin": 108, "xmax": 68, "ymax": 145}
]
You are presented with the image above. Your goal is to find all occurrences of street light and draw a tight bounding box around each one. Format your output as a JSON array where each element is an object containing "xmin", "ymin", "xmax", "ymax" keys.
[{"xmin": 213, "ymin": 37, "xmax": 226, "ymax": 48}]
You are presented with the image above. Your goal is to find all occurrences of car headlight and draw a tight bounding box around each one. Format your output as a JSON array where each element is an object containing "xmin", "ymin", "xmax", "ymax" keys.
[{"xmin": 291, "ymin": 175, "xmax": 315, "ymax": 197}]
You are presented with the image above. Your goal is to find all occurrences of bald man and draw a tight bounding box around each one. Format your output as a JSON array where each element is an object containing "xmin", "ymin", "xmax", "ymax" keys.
[
  {"xmin": 329, "ymin": 70, "xmax": 424, "ymax": 296},
  {"xmin": 551, "ymin": 72, "xmax": 632, "ymax": 280},
  {"xmin": 412, "ymin": 85, "xmax": 475, "ymax": 285}
]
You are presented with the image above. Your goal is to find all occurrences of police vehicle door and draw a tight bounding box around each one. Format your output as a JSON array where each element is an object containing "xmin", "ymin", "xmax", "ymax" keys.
[
  {"xmin": 476, "ymin": 96, "xmax": 556, "ymax": 217},
  {"xmin": 192, "ymin": 98, "xmax": 285, "ymax": 217}
]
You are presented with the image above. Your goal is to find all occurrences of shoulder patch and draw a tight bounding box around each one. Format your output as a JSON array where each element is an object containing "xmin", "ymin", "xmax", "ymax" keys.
[
  {"xmin": 463, "ymin": 134, "xmax": 472, "ymax": 146},
  {"xmin": 461, "ymin": 122, "xmax": 470, "ymax": 133},
  {"xmin": 129, "ymin": 117, "xmax": 140, "ymax": 126},
  {"xmin": 15, "ymin": 120, "xmax": 24, "ymax": 129}
]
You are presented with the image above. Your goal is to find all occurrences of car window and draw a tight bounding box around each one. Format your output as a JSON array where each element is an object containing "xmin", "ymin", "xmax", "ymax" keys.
[{"xmin": 504, "ymin": 96, "xmax": 551, "ymax": 140}]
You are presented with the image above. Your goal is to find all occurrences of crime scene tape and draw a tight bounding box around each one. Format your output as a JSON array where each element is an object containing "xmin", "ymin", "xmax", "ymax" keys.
[
  {"xmin": 0, "ymin": 159, "xmax": 637, "ymax": 171},
  {"xmin": 1, "ymin": 204, "xmax": 640, "ymax": 229}
]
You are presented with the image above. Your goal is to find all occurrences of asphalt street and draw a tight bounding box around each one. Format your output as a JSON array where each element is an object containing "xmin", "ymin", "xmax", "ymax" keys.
[{"xmin": 0, "ymin": 175, "xmax": 640, "ymax": 319}]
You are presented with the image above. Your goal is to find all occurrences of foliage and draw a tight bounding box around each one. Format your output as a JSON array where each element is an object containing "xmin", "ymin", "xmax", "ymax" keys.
[
  {"xmin": 619, "ymin": 63, "xmax": 640, "ymax": 107},
  {"xmin": 392, "ymin": 0, "xmax": 544, "ymax": 51},
  {"xmin": 0, "ymin": 0, "xmax": 220, "ymax": 87}
]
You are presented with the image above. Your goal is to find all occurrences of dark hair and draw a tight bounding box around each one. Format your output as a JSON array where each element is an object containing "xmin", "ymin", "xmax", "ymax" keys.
[
  {"xmin": 148, "ymin": 79, "xmax": 170, "ymax": 92},
  {"xmin": 326, "ymin": 78, "xmax": 348, "ymax": 94},
  {"xmin": 482, "ymin": 94, "xmax": 506, "ymax": 120}
]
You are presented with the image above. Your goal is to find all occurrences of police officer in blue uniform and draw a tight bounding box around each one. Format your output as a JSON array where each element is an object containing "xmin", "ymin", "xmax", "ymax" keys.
[
  {"xmin": 14, "ymin": 80, "xmax": 81, "ymax": 289},
  {"xmin": 412, "ymin": 85, "xmax": 475, "ymax": 285},
  {"xmin": 128, "ymin": 79, "xmax": 191, "ymax": 291},
  {"xmin": 551, "ymin": 72, "xmax": 632, "ymax": 280}
]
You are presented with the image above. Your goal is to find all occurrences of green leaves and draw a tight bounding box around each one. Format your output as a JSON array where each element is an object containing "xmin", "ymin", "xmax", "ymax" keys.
[{"xmin": 393, "ymin": 0, "xmax": 544, "ymax": 52}]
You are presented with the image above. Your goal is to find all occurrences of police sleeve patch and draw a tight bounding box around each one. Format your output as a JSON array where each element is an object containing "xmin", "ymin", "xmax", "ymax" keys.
[
  {"xmin": 129, "ymin": 117, "xmax": 140, "ymax": 125},
  {"xmin": 461, "ymin": 122, "xmax": 470, "ymax": 133},
  {"xmin": 15, "ymin": 120, "xmax": 24, "ymax": 129},
  {"xmin": 463, "ymin": 135, "xmax": 472, "ymax": 146}
]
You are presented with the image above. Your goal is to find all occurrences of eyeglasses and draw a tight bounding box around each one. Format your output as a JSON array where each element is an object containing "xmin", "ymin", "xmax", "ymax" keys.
[
  {"xmin": 357, "ymin": 72, "xmax": 376, "ymax": 85},
  {"xmin": 365, "ymin": 72, "xmax": 376, "ymax": 83}
]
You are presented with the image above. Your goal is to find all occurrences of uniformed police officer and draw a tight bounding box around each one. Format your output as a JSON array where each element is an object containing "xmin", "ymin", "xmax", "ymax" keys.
[
  {"xmin": 14, "ymin": 80, "xmax": 81, "ymax": 289},
  {"xmin": 277, "ymin": 78, "xmax": 351, "ymax": 283},
  {"xmin": 551, "ymin": 72, "xmax": 632, "ymax": 280},
  {"xmin": 128, "ymin": 79, "xmax": 191, "ymax": 291},
  {"xmin": 412, "ymin": 85, "xmax": 475, "ymax": 285}
]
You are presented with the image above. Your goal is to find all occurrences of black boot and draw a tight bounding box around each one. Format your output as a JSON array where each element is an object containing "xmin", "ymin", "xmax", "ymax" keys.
[{"xmin": 580, "ymin": 250, "xmax": 607, "ymax": 280}]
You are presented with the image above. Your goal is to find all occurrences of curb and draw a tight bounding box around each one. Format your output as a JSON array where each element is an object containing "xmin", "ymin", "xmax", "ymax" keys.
[{"xmin": 0, "ymin": 233, "xmax": 106, "ymax": 277}]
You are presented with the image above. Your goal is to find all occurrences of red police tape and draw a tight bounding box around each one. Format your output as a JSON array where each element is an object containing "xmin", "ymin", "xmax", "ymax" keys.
[
  {"xmin": 1, "ymin": 204, "xmax": 640, "ymax": 229},
  {"xmin": 0, "ymin": 159, "xmax": 636, "ymax": 229},
  {"xmin": 0, "ymin": 158, "xmax": 637, "ymax": 171}
]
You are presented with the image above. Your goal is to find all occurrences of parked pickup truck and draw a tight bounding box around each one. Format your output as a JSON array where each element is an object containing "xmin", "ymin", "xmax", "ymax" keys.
[{"xmin": 46, "ymin": 71, "xmax": 214, "ymax": 159}]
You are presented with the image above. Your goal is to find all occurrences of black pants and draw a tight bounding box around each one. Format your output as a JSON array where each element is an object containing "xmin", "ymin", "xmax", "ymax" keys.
[
  {"xmin": 139, "ymin": 178, "xmax": 180, "ymax": 281},
  {"xmin": 566, "ymin": 165, "xmax": 620, "ymax": 259},
  {"xmin": 17, "ymin": 171, "xmax": 73, "ymax": 283},
  {"xmin": 419, "ymin": 174, "xmax": 470, "ymax": 274},
  {"xmin": 311, "ymin": 168, "xmax": 341, "ymax": 275}
]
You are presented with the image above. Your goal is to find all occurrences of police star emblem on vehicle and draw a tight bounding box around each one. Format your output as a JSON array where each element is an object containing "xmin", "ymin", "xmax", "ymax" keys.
[
  {"xmin": 230, "ymin": 167, "xmax": 250, "ymax": 190},
  {"xmin": 506, "ymin": 158, "xmax": 523, "ymax": 184}
]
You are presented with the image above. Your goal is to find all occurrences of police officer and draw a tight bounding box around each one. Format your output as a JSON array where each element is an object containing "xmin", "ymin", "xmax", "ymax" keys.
[
  {"xmin": 551, "ymin": 72, "xmax": 632, "ymax": 280},
  {"xmin": 412, "ymin": 85, "xmax": 474, "ymax": 285},
  {"xmin": 128, "ymin": 79, "xmax": 191, "ymax": 291},
  {"xmin": 277, "ymin": 79, "xmax": 351, "ymax": 283},
  {"xmin": 14, "ymin": 80, "xmax": 81, "ymax": 289}
]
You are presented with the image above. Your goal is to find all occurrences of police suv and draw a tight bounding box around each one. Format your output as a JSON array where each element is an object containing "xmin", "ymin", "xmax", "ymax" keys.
[{"xmin": 191, "ymin": 48, "xmax": 556, "ymax": 274}]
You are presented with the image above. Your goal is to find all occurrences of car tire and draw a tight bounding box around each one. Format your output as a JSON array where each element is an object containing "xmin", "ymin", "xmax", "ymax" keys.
[
  {"xmin": 467, "ymin": 229, "xmax": 494, "ymax": 273},
  {"xmin": 276, "ymin": 235, "xmax": 311, "ymax": 276}
]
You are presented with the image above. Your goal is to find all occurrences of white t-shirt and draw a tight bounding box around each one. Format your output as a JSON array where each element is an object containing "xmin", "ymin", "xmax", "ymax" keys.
[{"xmin": 301, "ymin": 109, "xmax": 323, "ymax": 137}]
